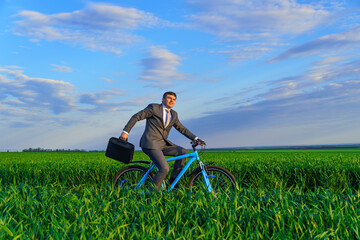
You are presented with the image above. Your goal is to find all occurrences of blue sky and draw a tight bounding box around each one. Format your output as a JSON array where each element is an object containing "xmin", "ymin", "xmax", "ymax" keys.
[{"xmin": 1, "ymin": 0, "xmax": 360, "ymax": 151}]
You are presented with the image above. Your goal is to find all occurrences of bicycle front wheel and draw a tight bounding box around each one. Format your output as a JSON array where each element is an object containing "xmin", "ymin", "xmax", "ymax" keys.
[
  {"xmin": 188, "ymin": 166, "xmax": 237, "ymax": 194},
  {"xmin": 113, "ymin": 165, "xmax": 154, "ymax": 191}
]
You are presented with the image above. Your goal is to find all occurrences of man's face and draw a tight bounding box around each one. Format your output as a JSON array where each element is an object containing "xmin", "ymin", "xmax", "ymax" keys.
[{"xmin": 162, "ymin": 94, "xmax": 176, "ymax": 109}]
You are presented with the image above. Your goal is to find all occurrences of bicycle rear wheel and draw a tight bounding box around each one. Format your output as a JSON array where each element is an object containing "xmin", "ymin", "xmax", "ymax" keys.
[
  {"xmin": 188, "ymin": 166, "xmax": 237, "ymax": 194},
  {"xmin": 113, "ymin": 165, "xmax": 154, "ymax": 191}
]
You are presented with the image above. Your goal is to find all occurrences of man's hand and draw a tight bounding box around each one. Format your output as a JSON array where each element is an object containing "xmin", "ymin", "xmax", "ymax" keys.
[
  {"xmin": 198, "ymin": 138, "xmax": 206, "ymax": 146},
  {"xmin": 120, "ymin": 132, "xmax": 128, "ymax": 141}
]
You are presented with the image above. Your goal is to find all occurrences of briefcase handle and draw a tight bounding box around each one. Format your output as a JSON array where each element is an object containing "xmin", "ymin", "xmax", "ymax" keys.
[{"xmin": 118, "ymin": 136, "xmax": 128, "ymax": 142}]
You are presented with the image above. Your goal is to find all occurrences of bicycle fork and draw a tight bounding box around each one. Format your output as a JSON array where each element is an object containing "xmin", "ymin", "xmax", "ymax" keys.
[
  {"xmin": 198, "ymin": 160, "xmax": 213, "ymax": 193},
  {"xmin": 136, "ymin": 164, "xmax": 156, "ymax": 190}
]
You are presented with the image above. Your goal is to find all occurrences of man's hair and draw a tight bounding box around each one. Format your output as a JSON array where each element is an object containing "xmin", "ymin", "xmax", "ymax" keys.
[{"xmin": 163, "ymin": 91, "xmax": 177, "ymax": 99}]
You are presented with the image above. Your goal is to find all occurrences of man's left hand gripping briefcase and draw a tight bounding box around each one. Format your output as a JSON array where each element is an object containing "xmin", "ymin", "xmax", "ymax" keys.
[{"xmin": 105, "ymin": 137, "xmax": 135, "ymax": 164}]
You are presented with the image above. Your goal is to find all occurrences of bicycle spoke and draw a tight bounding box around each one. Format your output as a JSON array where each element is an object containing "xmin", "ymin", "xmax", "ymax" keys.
[
  {"xmin": 188, "ymin": 166, "xmax": 237, "ymax": 195},
  {"xmin": 113, "ymin": 166, "xmax": 153, "ymax": 192}
]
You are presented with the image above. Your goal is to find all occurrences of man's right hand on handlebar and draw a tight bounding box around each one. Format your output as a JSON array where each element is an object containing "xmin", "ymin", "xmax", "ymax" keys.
[
  {"xmin": 192, "ymin": 138, "xmax": 206, "ymax": 146},
  {"xmin": 198, "ymin": 138, "xmax": 206, "ymax": 146}
]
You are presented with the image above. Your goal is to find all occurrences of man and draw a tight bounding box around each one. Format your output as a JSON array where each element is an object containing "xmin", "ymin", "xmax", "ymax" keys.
[{"xmin": 120, "ymin": 91, "xmax": 204, "ymax": 191}]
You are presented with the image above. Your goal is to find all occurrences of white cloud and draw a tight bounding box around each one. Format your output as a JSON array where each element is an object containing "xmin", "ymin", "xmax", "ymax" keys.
[
  {"xmin": 100, "ymin": 78, "xmax": 117, "ymax": 83},
  {"xmin": 79, "ymin": 90, "xmax": 128, "ymax": 112},
  {"xmin": 268, "ymin": 26, "xmax": 360, "ymax": 63},
  {"xmin": 188, "ymin": 0, "xmax": 333, "ymax": 41},
  {"xmin": 209, "ymin": 42, "xmax": 281, "ymax": 63},
  {"xmin": 51, "ymin": 64, "xmax": 73, "ymax": 73},
  {"xmin": 139, "ymin": 46, "xmax": 188, "ymax": 87},
  {"xmin": 13, "ymin": 3, "xmax": 163, "ymax": 53},
  {"xmin": 0, "ymin": 66, "xmax": 152, "ymax": 126},
  {"xmin": 186, "ymin": 0, "xmax": 348, "ymax": 64},
  {"xmin": 52, "ymin": 4, "xmax": 159, "ymax": 30},
  {"xmin": 266, "ymin": 57, "xmax": 360, "ymax": 98},
  {"xmin": 0, "ymin": 66, "xmax": 76, "ymax": 114}
]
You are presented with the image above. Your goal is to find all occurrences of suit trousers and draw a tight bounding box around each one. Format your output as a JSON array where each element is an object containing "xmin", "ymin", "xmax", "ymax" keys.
[{"xmin": 142, "ymin": 145, "xmax": 187, "ymax": 190}]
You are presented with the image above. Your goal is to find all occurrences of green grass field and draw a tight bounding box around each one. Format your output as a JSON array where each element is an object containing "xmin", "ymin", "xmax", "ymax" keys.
[{"xmin": 1, "ymin": 149, "xmax": 360, "ymax": 239}]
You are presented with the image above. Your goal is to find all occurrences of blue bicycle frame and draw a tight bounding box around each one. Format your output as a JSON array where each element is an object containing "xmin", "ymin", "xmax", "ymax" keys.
[{"xmin": 135, "ymin": 150, "xmax": 213, "ymax": 192}]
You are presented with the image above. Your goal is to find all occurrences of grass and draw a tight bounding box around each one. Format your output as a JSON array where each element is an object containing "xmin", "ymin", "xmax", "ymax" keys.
[{"xmin": 1, "ymin": 149, "xmax": 360, "ymax": 239}]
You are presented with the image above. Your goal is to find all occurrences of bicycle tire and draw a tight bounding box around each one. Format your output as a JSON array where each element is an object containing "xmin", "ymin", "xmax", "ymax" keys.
[
  {"xmin": 113, "ymin": 165, "xmax": 154, "ymax": 191},
  {"xmin": 188, "ymin": 166, "xmax": 237, "ymax": 193}
]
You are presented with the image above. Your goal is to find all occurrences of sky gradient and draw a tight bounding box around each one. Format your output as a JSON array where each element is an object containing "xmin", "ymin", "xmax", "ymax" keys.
[{"xmin": 1, "ymin": 0, "xmax": 360, "ymax": 151}]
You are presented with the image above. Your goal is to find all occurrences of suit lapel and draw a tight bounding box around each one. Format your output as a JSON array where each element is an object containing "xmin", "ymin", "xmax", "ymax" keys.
[{"xmin": 168, "ymin": 110, "xmax": 175, "ymax": 126}]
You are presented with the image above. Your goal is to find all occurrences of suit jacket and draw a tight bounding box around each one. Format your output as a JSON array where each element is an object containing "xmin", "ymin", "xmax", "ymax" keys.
[{"xmin": 123, "ymin": 103, "xmax": 196, "ymax": 149}]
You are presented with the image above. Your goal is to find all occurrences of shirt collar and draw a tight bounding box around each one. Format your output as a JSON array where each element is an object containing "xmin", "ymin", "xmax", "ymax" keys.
[{"xmin": 162, "ymin": 103, "xmax": 171, "ymax": 111}]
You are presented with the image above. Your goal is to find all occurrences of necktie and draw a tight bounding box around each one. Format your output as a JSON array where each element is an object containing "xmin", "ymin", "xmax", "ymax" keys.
[{"xmin": 165, "ymin": 109, "xmax": 171, "ymax": 127}]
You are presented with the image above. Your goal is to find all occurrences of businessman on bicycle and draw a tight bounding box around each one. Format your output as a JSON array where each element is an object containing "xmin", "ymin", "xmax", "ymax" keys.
[{"xmin": 120, "ymin": 91, "xmax": 204, "ymax": 191}]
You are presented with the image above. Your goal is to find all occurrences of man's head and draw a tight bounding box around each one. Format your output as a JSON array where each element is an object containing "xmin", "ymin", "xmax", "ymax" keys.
[{"xmin": 162, "ymin": 91, "xmax": 177, "ymax": 109}]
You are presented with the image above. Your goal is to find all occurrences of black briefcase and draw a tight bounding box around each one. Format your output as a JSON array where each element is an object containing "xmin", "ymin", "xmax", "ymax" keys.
[{"xmin": 105, "ymin": 137, "xmax": 135, "ymax": 164}]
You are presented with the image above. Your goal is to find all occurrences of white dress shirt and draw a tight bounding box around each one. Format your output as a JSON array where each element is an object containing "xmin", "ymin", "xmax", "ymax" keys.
[{"xmin": 162, "ymin": 104, "xmax": 172, "ymax": 126}]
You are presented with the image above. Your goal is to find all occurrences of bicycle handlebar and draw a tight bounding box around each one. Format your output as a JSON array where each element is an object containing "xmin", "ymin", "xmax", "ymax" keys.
[{"xmin": 191, "ymin": 139, "xmax": 206, "ymax": 151}]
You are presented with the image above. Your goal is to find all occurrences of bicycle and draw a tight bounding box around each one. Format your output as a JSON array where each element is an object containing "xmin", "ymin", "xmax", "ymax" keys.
[{"xmin": 112, "ymin": 139, "xmax": 237, "ymax": 194}]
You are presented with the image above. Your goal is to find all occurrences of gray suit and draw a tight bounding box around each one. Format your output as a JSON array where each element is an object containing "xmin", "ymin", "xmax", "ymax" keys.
[{"xmin": 123, "ymin": 103, "xmax": 197, "ymax": 189}]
